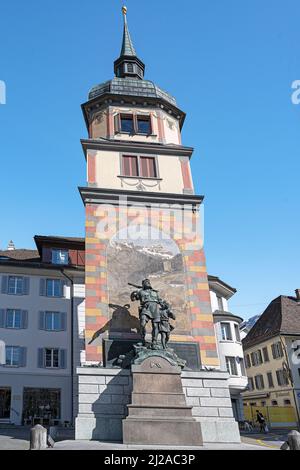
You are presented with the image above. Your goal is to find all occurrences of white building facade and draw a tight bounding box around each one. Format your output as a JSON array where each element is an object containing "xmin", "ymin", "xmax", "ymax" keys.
[
  {"xmin": 208, "ymin": 276, "xmax": 248, "ymax": 422},
  {"xmin": 0, "ymin": 237, "xmax": 85, "ymax": 426}
]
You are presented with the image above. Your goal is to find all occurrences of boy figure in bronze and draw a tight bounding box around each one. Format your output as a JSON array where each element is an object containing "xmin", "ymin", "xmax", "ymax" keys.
[{"xmin": 159, "ymin": 301, "xmax": 176, "ymax": 349}]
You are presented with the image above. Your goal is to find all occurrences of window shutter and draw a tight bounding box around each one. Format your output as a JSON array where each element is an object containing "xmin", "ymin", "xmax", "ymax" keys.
[
  {"xmin": 21, "ymin": 311, "xmax": 28, "ymax": 329},
  {"xmin": 114, "ymin": 114, "xmax": 120, "ymax": 134},
  {"xmin": 61, "ymin": 280, "xmax": 67, "ymax": 298},
  {"xmin": 37, "ymin": 348, "xmax": 44, "ymax": 368},
  {"xmin": 1, "ymin": 276, "xmax": 8, "ymax": 294},
  {"xmin": 0, "ymin": 309, "xmax": 5, "ymax": 328},
  {"xmin": 39, "ymin": 279, "xmax": 46, "ymax": 296},
  {"xmin": 23, "ymin": 278, "xmax": 30, "ymax": 295},
  {"xmin": 59, "ymin": 349, "xmax": 67, "ymax": 369},
  {"xmin": 61, "ymin": 313, "xmax": 67, "ymax": 331},
  {"xmin": 19, "ymin": 347, "xmax": 27, "ymax": 367},
  {"xmin": 39, "ymin": 312, "xmax": 45, "ymax": 330}
]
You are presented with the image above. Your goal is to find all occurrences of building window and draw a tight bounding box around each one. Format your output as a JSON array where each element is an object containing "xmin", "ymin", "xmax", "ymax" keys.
[
  {"xmin": 267, "ymin": 372, "xmax": 274, "ymax": 388},
  {"xmin": 121, "ymin": 155, "xmax": 157, "ymax": 179},
  {"xmin": 117, "ymin": 113, "xmax": 152, "ymax": 135},
  {"xmin": 239, "ymin": 358, "xmax": 246, "ymax": 376},
  {"xmin": 248, "ymin": 377, "xmax": 254, "ymax": 391},
  {"xmin": 276, "ymin": 369, "xmax": 289, "ymax": 386},
  {"xmin": 272, "ymin": 400, "xmax": 278, "ymax": 406},
  {"xmin": 284, "ymin": 399, "xmax": 291, "ymax": 406},
  {"xmin": 23, "ymin": 388, "xmax": 61, "ymax": 423},
  {"xmin": 137, "ymin": 116, "xmax": 151, "ymax": 134},
  {"xmin": 46, "ymin": 280, "xmax": 63, "ymax": 298},
  {"xmin": 51, "ymin": 250, "xmax": 69, "ymax": 265},
  {"xmin": 120, "ymin": 114, "xmax": 134, "ymax": 133},
  {"xmin": 6, "ymin": 310, "xmax": 21, "ymax": 329},
  {"xmin": 234, "ymin": 324, "xmax": 241, "ymax": 342},
  {"xmin": 127, "ymin": 63, "xmax": 134, "ymax": 73},
  {"xmin": 221, "ymin": 322, "xmax": 232, "ymax": 341},
  {"xmin": 251, "ymin": 350, "xmax": 263, "ymax": 366},
  {"xmin": 250, "ymin": 402, "xmax": 257, "ymax": 407},
  {"xmin": 245, "ymin": 354, "xmax": 251, "ymax": 369},
  {"xmin": 5, "ymin": 346, "xmax": 26, "ymax": 367},
  {"xmin": 262, "ymin": 347, "xmax": 270, "ymax": 362},
  {"xmin": 261, "ymin": 401, "xmax": 266, "ymax": 406},
  {"xmin": 45, "ymin": 349, "xmax": 59, "ymax": 369},
  {"xmin": 8, "ymin": 276, "xmax": 23, "ymax": 295},
  {"xmin": 254, "ymin": 374, "xmax": 265, "ymax": 390},
  {"xmin": 45, "ymin": 312, "xmax": 64, "ymax": 332},
  {"xmin": 271, "ymin": 342, "xmax": 284, "ymax": 359},
  {"xmin": 225, "ymin": 356, "xmax": 238, "ymax": 376},
  {"xmin": 217, "ymin": 296, "xmax": 224, "ymax": 311}
]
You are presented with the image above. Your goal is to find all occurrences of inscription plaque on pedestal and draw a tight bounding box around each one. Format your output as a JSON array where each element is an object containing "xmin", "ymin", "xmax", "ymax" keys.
[{"xmin": 103, "ymin": 339, "xmax": 201, "ymax": 370}]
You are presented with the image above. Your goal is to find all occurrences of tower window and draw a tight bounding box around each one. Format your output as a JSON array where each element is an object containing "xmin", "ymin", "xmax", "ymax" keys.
[
  {"xmin": 127, "ymin": 63, "xmax": 134, "ymax": 73},
  {"xmin": 122, "ymin": 156, "xmax": 139, "ymax": 177},
  {"xmin": 121, "ymin": 155, "xmax": 157, "ymax": 179},
  {"xmin": 120, "ymin": 114, "xmax": 134, "ymax": 133},
  {"xmin": 137, "ymin": 116, "xmax": 151, "ymax": 134}
]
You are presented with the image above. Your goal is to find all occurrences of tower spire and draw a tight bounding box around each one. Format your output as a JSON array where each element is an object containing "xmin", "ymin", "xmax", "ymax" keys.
[
  {"xmin": 114, "ymin": 6, "xmax": 145, "ymax": 80},
  {"xmin": 120, "ymin": 5, "xmax": 137, "ymax": 57}
]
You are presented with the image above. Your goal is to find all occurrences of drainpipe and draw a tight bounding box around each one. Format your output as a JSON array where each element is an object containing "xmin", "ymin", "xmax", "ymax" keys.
[{"xmin": 60, "ymin": 269, "xmax": 74, "ymax": 426}]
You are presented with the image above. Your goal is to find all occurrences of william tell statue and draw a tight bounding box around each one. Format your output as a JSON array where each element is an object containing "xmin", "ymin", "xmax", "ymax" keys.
[{"xmin": 129, "ymin": 279, "xmax": 176, "ymax": 350}]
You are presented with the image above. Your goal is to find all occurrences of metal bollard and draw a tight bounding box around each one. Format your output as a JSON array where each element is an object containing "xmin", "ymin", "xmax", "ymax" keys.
[
  {"xmin": 287, "ymin": 430, "xmax": 300, "ymax": 450},
  {"xmin": 30, "ymin": 424, "xmax": 47, "ymax": 450}
]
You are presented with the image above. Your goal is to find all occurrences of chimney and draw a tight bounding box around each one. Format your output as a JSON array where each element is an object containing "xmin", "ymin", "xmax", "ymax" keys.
[
  {"xmin": 295, "ymin": 289, "xmax": 300, "ymax": 302},
  {"xmin": 7, "ymin": 240, "xmax": 15, "ymax": 251}
]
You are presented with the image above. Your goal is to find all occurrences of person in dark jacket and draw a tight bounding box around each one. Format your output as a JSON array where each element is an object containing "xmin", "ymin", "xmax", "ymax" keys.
[{"xmin": 256, "ymin": 410, "xmax": 267, "ymax": 433}]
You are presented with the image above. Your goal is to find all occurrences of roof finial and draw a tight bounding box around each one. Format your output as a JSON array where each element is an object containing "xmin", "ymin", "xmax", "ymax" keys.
[{"xmin": 122, "ymin": 5, "xmax": 127, "ymax": 17}]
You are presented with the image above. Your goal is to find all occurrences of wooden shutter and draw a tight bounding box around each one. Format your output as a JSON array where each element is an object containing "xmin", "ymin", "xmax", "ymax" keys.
[
  {"xmin": 59, "ymin": 349, "xmax": 67, "ymax": 369},
  {"xmin": 23, "ymin": 278, "xmax": 30, "ymax": 295},
  {"xmin": 19, "ymin": 348, "xmax": 27, "ymax": 367},
  {"xmin": 37, "ymin": 348, "xmax": 44, "ymax": 368},
  {"xmin": 60, "ymin": 313, "xmax": 67, "ymax": 331},
  {"xmin": 114, "ymin": 114, "xmax": 120, "ymax": 134},
  {"xmin": 21, "ymin": 311, "xmax": 28, "ymax": 329},
  {"xmin": 0, "ymin": 309, "xmax": 5, "ymax": 328},
  {"xmin": 69, "ymin": 250, "xmax": 77, "ymax": 266},
  {"xmin": 39, "ymin": 279, "xmax": 46, "ymax": 296},
  {"xmin": 78, "ymin": 250, "xmax": 85, "ymax": 266},
  {"xmin": 1, "ymin": 276, "xmax": 8, "ymax": 294},
  {"xmin": 39, "ymin": 312, "xmax": 45, "ymax": 330}
]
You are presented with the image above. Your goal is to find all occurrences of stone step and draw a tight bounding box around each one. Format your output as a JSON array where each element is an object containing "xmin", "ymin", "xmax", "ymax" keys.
[{"xmin": 127, "ymin": 404, "xmax": 193, "ymax": 418}]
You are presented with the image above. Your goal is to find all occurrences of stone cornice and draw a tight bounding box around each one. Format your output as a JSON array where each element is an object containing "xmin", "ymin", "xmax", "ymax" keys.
[
  {"xmin": 78, "ymin": 186, "xmax": 204, "ymax": 208},
  {"xmin": 81, "ymin": 138, "xmax": 194, "ymax": 159}
]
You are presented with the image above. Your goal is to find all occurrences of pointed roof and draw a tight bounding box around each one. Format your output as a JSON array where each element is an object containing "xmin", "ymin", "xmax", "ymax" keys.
[
  {"xmin": 120, "ymin": 6, "xmax": 137, "ymax": 57},
  {"xmin": 242, "ymin": 295, "xmax": 300, "ymax": 349}
]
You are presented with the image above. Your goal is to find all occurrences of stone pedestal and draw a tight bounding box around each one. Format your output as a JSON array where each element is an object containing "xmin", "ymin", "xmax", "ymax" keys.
[{"xmin": 122, "ymin": 355, "xmax": 203, "ymax": 446}]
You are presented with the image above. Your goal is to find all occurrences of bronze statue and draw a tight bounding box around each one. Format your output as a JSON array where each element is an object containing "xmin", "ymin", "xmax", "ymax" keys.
[{"xmin": 130, "ymin": 279, "xmax": 175, "ymax": 349}]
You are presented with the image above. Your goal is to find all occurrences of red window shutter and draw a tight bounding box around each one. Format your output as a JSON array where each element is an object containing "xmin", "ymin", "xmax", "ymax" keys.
[
  {"xmin": 114, "ymin": 114, "xmax": 120, "ymax": 134},
  {"xmin": 69, "ymin": 250, "xmax": 78, "ymax": 265},
  {"xmin": 78, "ymin": 251, "xmax": 85, "ymax": 266}
]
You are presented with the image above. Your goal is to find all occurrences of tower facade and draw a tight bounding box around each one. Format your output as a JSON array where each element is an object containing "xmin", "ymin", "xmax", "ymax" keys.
[{"xmin": 80, "ymin": 8, "xmax": 219, "ymax": 369}]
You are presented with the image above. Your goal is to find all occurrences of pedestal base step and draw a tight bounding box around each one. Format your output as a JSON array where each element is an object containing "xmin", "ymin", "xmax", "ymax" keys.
[{"xmin": 123, "ymin": 418, "xmax": 203, "ymax": 446}]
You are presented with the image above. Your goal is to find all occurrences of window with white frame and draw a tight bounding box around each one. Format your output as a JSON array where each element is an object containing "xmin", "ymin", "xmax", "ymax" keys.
[
  {"xmin": 250, "ymin": 350, "xmax": 263, "ymax": 366},
  {"xmin": 225, "ymin": 356, "xmax": 238, "ymax": 376},
  {"xmin": 6, "ymin": 309, "xmax": 22, "ymax": 329},
  {"xmin": 46, "ymin": 279, "xmax": 62, "ymax": 298},
  {"xmin": 45, "ymin": 349, "xmax": 59, "ymax": 368},
  {"xmin": 248, "ymin": 377, "xmax": 254, "ymax": 391},
  {"xmin": 45, "ymin": 312, "xmax": 62, "ymax": 331},
  {"xmin": 234, "ymin": 324, "xmax": 241, "ymax": 342},
  {"xmin": 220, "ymin": 322, "xmax": 232, "ymax": 341},
  {"xmin": 217, "ymin": 296, "xmax": 224, "ymax": 311},
  {"xmin": 51, "ymin": 249, "xmax": 69, "ymax": 265},
  {"xmin": 239, "ymin": 358, "xmax": 246, "ymax": 376},
  {"xmin": 8, "ymin": 276, "xmax": 23, "ymax": 295},
  {"xmin": 6, "ymin": 346, "xmax": 20, "ymax": 366},
  {"xmin": 267, "ymin": 372, "xmax": 274, "ymax": 388}
]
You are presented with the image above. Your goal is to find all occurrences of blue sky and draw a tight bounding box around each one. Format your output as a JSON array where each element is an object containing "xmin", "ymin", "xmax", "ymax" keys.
[{"xmin": 0, "ymin": 0, "xmax": 299, "ymax": 320}]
